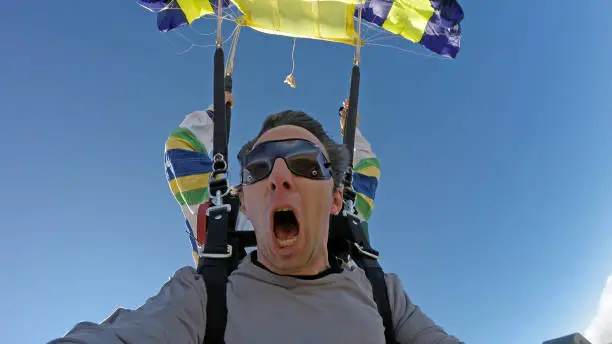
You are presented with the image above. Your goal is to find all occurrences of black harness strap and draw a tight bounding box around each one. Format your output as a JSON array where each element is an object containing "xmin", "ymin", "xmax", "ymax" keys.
[
  {"xmin": 199, "ymin": 46, "xmax": 234, "ymax": 344},
  {"xmin": 224, "ymin": 74, "xmax": 233, "ymax": 141},
  {"xmin": 212, "ymin": 47, "xmax": 229, "ymax": 165},
  {"xmin": 346, "ymin": 214, "xmax": 397, "ymax": 344},
  {"xmin": 330, "ymin": 64, "xmax": 397, "ymax": 344},
  {"xmin": 343, "ymin": 64, "xmax": 360, "ymax": 166},
  {"xmin": 328, "ymin": 211, "xmax": 397, "ymax": 344},
  {"xmin": 198, "ymin": 203, "xmax": 231, "ymax": 344}
]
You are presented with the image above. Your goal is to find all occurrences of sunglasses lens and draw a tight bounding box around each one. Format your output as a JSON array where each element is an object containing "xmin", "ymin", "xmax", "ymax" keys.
[
  {"xmin": 286, "ymin": 153, "xmax": 326, "ymax": 179},
  {"xmin": 243, "ymin": 160, "xmax": 270, "ymax": 184}
]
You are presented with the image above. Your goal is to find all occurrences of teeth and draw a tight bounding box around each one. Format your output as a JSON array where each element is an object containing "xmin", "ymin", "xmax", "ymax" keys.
[
  {"xmin": 277, "ymin": 237, "xmax": 298, "ymax": 247},
  {"xmin": 276, "ymin": 207, "xmax": 292, "ymax": 212}
]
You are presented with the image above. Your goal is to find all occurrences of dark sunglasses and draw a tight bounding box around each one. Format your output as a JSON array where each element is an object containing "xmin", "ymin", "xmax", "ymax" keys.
[{"xmin": 241, "ymin": 139, "xmax": 332, "ymax": 185}]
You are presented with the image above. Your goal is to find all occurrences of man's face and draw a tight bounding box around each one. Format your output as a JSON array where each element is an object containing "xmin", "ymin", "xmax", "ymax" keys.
[{"xmin": 241, "ymin": 125, "xmax": 343, "ymax": 275}]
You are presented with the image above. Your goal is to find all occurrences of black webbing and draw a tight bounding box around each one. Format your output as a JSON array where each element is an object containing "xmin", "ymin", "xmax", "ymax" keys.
[
  {"xmin": 333, "ymin": 65, "xmax": 396, "ymax": 342},
  {"xmin": 343, "ymin": 65, "xmax": 360, "ymax": 170},
  {"xmin": 212, "ymin": 47, "xmax": 228, "ymax": 167},
  {"xmin": 340, "ymin": 65, "xmax": 361, "ymax": 207},
  {"xmin": 199, "ymin": 205, "xmax": 230, "ymax": 344},
  {"xmin": 201, "ymin": 46, "xmax": 233, "ymax": 344},
  {"xmin": 345, "ymin": 217, "xmax": 397, "ymax": 344},
  {"xmin": 224, "ymin": 74, "xmax": 232, "ymax": 146}
]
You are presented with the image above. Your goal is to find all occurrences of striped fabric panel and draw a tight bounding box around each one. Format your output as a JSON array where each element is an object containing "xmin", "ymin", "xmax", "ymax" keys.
[
  {"xmin": 355, "ymin": 193, "xmax": 374, "ymax": 221},
  {"xmin": 165, "ymin": 124, "xmax": 213, "ymax": 206},
  {"xmin": 354, "ymin": 157, "xmax": 381, "ymax": 179},
  {"xmin": 185, "ymin": 219, "xmax": 201, "ymax": 266},
  {"xmin": 352, "ymin": 155, "xmax": 380, "ymax": 221},
  {"xmin": 356, "ymin": 0, "xmax": 463, "ymax": 58},
  {"xmin": 139, "ymin": 0, "xmax": 232, "ymax": 32},
  {"xmin": 167, "ymin": 127, "xmax": 209, "ymax": 155},
  {"xmin": 353, "ymin": 159, "xmax": 379, "ymax": 201},
  {"xmin": 165, "ymin": 150, "xmax": 213, "ymax": 179}
]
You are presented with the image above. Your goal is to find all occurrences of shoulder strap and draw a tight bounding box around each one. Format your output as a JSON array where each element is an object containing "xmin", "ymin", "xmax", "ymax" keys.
[
  {"xmin": 346, "ymin": 216, "xmax": 397, "ymax": 344},
  {"xmin": 329, "ymin": 212, "xmax": 398, "ymax": 344},
  {"xmin": 197, "ymin": 199, "xmax": 231, "ymax": 344},
  {"xmin": 197, "ymin": 194, "xmax": 249, "ymax": 344},
  {"xmin": 197, "ymin": 47, "xmax": 235, "ymax": 344},
  {"xmin": 335, "ymin": 63, "xmax": 397, "ymax": 344}
]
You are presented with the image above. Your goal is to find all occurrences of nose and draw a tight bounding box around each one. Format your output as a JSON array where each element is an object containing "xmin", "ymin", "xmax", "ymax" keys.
[{"xmin": 268, "ymin": 158, "xmax": 294, "ymax": 192}]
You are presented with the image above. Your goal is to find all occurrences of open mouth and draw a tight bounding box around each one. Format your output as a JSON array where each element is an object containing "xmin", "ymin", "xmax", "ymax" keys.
[{"xmin": 273, "ymin": 207, "xmax": 300, "ymax": 248}]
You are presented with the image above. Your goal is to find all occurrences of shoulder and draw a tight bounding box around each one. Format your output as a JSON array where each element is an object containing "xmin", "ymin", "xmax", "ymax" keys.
[
  {"xmin": 383, "ymin": 272, "xmax": 403, "ymax": 295},
  {"xmin": 383, "ymin": 272, "xmax": 412, "ymax": 317},
  {"xmin": 161, "ymin": 266, "xmax": 208, "ymax": 301}
]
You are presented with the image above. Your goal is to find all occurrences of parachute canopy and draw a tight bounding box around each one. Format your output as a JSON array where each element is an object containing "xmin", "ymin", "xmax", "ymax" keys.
[{"xmin": 137, "ymin": 0, "xmax": 464, "ymax": 58}]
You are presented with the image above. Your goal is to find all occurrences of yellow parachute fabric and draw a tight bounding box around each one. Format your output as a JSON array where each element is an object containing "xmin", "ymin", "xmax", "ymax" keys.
[
  {"xmin": 232, "ymin": 0, "xmax": 360, "ymax": 45},
  {"xmin": 383, "ymin": 0, "xmax": 434, "ymax": 43},
  {"xmin": 142, "ymin": 0, "xmax": 463, "ymax": 58},
  {"xmin": 177, "ymin": 0, "xmax": 215, "ymax": 24}
]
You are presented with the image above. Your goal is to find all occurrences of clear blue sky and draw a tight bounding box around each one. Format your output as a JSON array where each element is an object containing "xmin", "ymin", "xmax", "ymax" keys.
[{"xmin": 1, "ymin": 1, "xmax": 611, "ymax": 343}]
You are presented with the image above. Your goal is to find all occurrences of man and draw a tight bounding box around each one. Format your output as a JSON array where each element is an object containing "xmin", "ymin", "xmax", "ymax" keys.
[
  {"xmin": 50, "ymin": 108, "xmax": 462, "ymax": 344},
  {"xmin": 165, "ymin": 93, "xmax": 380, "ymax": 264}
]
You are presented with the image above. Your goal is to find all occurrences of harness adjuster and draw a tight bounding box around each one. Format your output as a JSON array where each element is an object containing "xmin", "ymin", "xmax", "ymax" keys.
[
  {"xmin": 353, "ymin": 242, "xmax": 379, "ymax": 260},
  {"xmin": 342, "ymin": 209, "xmax": 362, "ymax": 223},
  {"xmin": 198, "ymin": 244, "xmax": 233, "ymax": 259},
  {"xmin": 206, "ymin": 203, "xmax": 232, "ymax": 217}
]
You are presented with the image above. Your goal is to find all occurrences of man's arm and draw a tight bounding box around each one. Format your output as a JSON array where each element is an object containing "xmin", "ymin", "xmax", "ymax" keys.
[
  {"xmin": 385, "ymin": 273, "xmax": 463, "ymax": 344},
  {"xmin": 164, "ymin": 105, "xmax": 216, "ymax": 263},
  {"xmin": 339, "ymin": 100, "xmax": 381, "ymax": 224},
  {"xmin": 351, "ymin": 127, "xmax": 380, "ymax": 223},
  {"xmin": 48, "ymin": 267, "xmax": 208, "ymax": 344}
]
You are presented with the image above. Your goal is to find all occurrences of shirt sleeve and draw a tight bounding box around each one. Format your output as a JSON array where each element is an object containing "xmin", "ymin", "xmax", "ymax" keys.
[
  {"xmin": 351, "ymin": 127, "xmax": 381, "ymax": 222},
  {"xmin": 48, "ymin": 267, "xmax": 208, "ymax": 344},
  {"xmin": 164, "ymin": 106, "xmax": 215, "ymax": 263},
  {"xmin": 385, "ymin": 273, "xmax": 464, "ymax": 344}
]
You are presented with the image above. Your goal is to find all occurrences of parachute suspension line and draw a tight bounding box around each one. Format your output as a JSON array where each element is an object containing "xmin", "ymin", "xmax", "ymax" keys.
[
  {"xmin": 216, "ymin": 0, "xmax": 224, "ymax": 46},
  {"xmin": 226, "ymin": 24, "xmax": 242, "ymax": 76},
  {"xmin": 284, "ymin": 38, "xmax": 297, "ymax": 88},
  {"xmin": 222, "ymin": 24, "xmax": 240, "ymax": 151},
  {"xmin": 354, "ymin": 0, "xmax": 364, "ymax": 66}
]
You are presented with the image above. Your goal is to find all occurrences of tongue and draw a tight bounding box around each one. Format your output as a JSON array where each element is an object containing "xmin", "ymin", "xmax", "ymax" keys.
[{"xmin": 275, "ymin": 224, "xmax": 299, "ymax": 240}]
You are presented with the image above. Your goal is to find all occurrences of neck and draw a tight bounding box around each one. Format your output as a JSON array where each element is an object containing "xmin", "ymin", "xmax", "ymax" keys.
[{"xmin": 253, "ymin": 250, "xmax": 334, "ymax": 277}]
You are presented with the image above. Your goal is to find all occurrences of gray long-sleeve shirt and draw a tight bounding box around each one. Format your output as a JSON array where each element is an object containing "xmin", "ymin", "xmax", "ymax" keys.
[{"xmin": 49, "ymin": 253, "xmax": 461, "ymax": 344}]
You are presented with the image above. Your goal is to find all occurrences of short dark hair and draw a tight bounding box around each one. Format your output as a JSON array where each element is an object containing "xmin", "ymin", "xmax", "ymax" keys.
[{"xmin": 237, "ymin": 110, "xmax": 349, "ymax": 188}]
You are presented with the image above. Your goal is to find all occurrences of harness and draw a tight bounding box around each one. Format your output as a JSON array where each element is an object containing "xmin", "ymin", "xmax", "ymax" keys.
[{"xmin": 196, "ymin": 47, "xmax": 397, "ymax": 344}]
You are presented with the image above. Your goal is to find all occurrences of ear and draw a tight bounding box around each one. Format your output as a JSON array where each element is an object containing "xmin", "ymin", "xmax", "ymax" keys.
[
  {"xmin": 330, "ymin": 187, "xmax": 344, "ymax": 215},
  {"xmin": 238, "ymin": 189, "xmax": 250, "ymax": 220}
]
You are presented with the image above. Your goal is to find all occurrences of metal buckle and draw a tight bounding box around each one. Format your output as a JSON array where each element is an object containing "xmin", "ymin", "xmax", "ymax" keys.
[
  {"xmin": 353, "ymin": 242, "xmax": 379, "ymax": 260},
  {"xmin": 342, "ymin": 209, "xmax": 364, "ymax": 225},
  {"xmin": 198, "ymin": 244, "xmax": 233, "ymax": 259},
  {"xmin": 212, "ymin": 153, "xmax": 228, "ymax": 172},
  {"xmin": 206, "ymin": 203, "xmax": 232, "ymax": 217}
]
